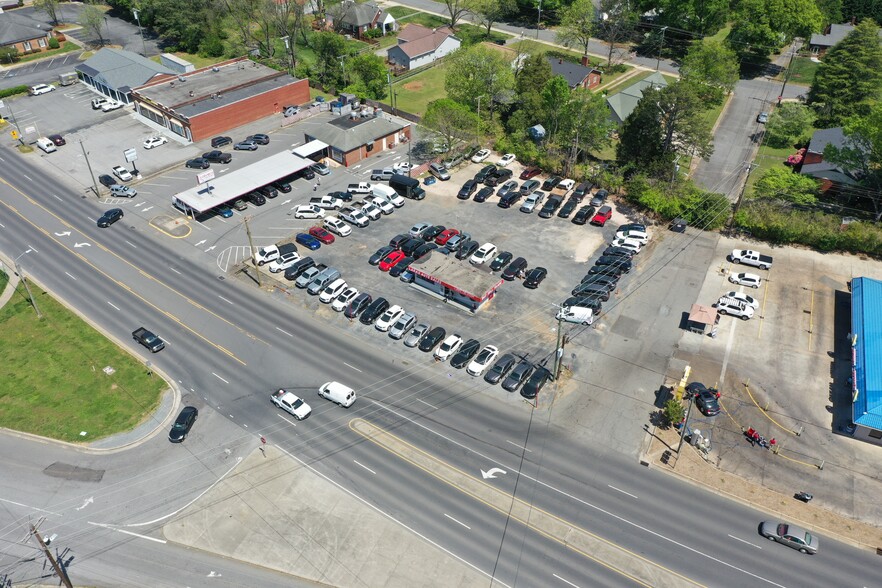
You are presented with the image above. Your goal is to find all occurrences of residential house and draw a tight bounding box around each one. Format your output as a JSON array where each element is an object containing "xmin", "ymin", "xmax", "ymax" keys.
[
  {"xmin": 809, "ymin": 23, "xmax": 855, "ymax": 57},
  {"xmin": 799, "ymin": 127, "xmax": 861, "ymax": 191},
  {"xmin": 0, "ymin": 11, "xmax": 55, "ymax": 55},
  {"xmin": 297, "ymin": 111, "xmax": 411, "ymax": 167},
  {"xmin": 606, "ymin": 71, "xmax": 667, "ymax": 125},
  {"xmin": 328, "ymin": 1, "xmax": 396, "ymax": 40},
  {"xmin": 547, "ymin": 57, "xmax": 602, "ymax": 90},
  {"xmin": 386, "ymin": 24, "xmax": 460, "ymax": 71}
]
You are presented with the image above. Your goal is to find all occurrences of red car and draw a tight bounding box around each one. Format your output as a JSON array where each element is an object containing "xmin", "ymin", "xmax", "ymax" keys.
[
  {"xmin": 309, "ymin": 225, "xmax": 335, "ymax": 244},
  {"xmin": 435, "ymin": 228, "xmax": 460, "ymax": 245},
  {"xmin": 379, "ymin": 250, "xmax": 405, "ymax": 271},
  {"xmin": 590, "ymin": 205, "xmax": 613, "ymax": 227},
  {"xmin": 520, "ymin": 167, "xmax": 542, "ymax": 180}
]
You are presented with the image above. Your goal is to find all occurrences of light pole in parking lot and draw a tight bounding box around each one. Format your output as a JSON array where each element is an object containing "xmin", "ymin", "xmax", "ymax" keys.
[{"xmin": 133, "ymin": 9, "xmax": 148, "ymax": 57}]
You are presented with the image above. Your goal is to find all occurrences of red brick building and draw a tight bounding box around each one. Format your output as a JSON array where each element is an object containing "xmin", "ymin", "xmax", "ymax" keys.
[
  {"xmin": 297, "ymin": 111, "xmax": 411, "ymax": 167},
  {"xmin": 130, "ymin": 57, "xmax": 309, "ymax": 143}
]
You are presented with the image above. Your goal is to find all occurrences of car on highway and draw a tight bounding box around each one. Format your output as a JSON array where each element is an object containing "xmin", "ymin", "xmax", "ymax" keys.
[
  {"xmin": 572, "ymin": 205, "xmax": 596, "ymax": 225},
  {"xmin": 523, "ymin": 267, "xmax": 547, "ymax": 289},
  {"xmin": 419, "ymin": 326, "xmax": 446, "ymax": 352},
  {"xmin": 370, "ymin": 245, "xmax": 396, "ymax": 266},
  {"xmin": 97, "ymin": 208, "xmax": 123, "ymax": 228},
  {"xmin": 470, "ymin": 243, "xmax": 497, "ymax": 266},
  {"xmin": 168, "ymin": 406, "xmax": 198, "ymax": 442},
  {"xmin": 686, "ymin": 382, "xmax": 721, "ymax": 416},
  {"xmin": 344, "ymin": 292, "xmax": 372, "ymax": 319},
  {"xmin": 720, "ymin": 291, "xmax": 759, "ymax": 309},
  {"xmin": 450, "ymin": 339, "xmax": 481, "ymax": 369},
  {"xmin": 323, "ymin": 216, "xmax": 352, "ymax": 237},
  {"xmin": 520, "ymin": 167, "xmax": 541, "ymax": 180},
  {"xmin": 359, "ymin": 297, "xmax": 389, "ymax": 325},
  {"xmin": 331, "ymin": 286, "xmax": 359, "ymax": 312},
  {"xmin": 202, "ymin": 150, "xmax": 232, "ymax": 164},
  {"xmin": 497, "ymin": 153, "xmax": 516, "ymax": 166},
  {"xmin": 389, "ymin": 312, "xmax": 417, "ymax": 340},
  {"xmin": 270, "ymin": 389, "xmax": 312, "ymax": 420},
  {"xmin": 521, "ymin": 366, "xmax": 551, "ymax": 399},
  {"xmin": 293, "ymin": 204, "xmax": 325, "ymax": 219},
  {"xmin": 489, "ymin": 251, "xmax": 513, "ymax": 271},
  {"xmin": 234, "ymin": 140, "xmax": 258, "ymax": 151},
  {"xmin": 590, "ymin": 205, "xmax": 613, "ymax": 226},
  {"xmin": 309, "ymin": 226, "xmax": 335, "ymax": 244},
  {"xmin": 29, "ymin": 83, "xmax": 55, "ymax": 95},
  {"xmin": 143, "ymin": 136, "xmax": 168, "ymax": 149},
  {"xmin": 520, "ymin": 192, "xmax": 545, "ymax": 213},
  {"xmin": 759, "ymin": 521, "xmax": 818, "ymax": 554},
  {"xmin": 466, "ymin": 345, "xmax": 499, "ymax": 377},
  {"xmin": 295, "ymin": 233, "xmax": 322, "ymax": 250},
  {"xmin": 404, "ymin": 323, "xmax": 430, "ymax": 348},
  {"xmin": 502, "ymin": 257, "xmax": 528, "ymax": 281},
  {"xmin": 729, "ymin": 272, "xmax": 762, "ymax": 288},
  {"xmin": 484, "ymin": 353, "xmax": 516, "ymax": 384},
  {"xmin": 434, "ymin": 334, "xmax": 462, "ymax": 361},
  {"xmin": 379, "ymin": 250, "xmax": 406, "ymax": 272},
  {"xmin": 502, "ymin": 360, "xmax": 534, "ymax": 392},
  {"xmin": 186, "ymin": 158, "xmax": 210, "ymax": 169},
  {"xmin": 375, "ymin": 305, "xmax": 405, "ymax": 332},
  {"xmin": 112, "ymin": 166, "xmax": 133, "ymax": 181}
]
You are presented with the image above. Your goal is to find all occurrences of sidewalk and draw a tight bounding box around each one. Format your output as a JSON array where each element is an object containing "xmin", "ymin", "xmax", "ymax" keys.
[{"xmin": 0, "ymin": 257, "xmax": 22, "ymax": 310}]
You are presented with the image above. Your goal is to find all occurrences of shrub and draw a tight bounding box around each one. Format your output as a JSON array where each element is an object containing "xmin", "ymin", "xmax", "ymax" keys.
[
  {"xmin": 199, "ymin": 36, "xmax": 225, "ymax": 58},
  {"xmin": 364, "ymin": 28, "xmax": 383, "ymax": 39},
  {"xmin": 48, "ymin": 37, "xmax": 60, "ymax": 49},
  {"xmin": 0, "ymin": 47, "xmax": 19, "ymax": 63},
  {"xmin": 623, "ymin": 174, "xmax": 730, "ymax": 229},
  {"xmin": 0, "ymin": 85, "xmax": 28, "ymax": 99},
  {"xmin": 662, "ymin": 399, "xmax": 685, "ymax": 427}
]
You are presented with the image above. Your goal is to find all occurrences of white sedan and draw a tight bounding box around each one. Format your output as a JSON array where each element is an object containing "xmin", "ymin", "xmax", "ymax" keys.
[
  {"xmin": 720, "ymin": 291, "xmax": 759, "ymax": 309},
  {"xmin": 470, "ymin": 243, "xmax": 498, "ymax": 266},
  {"xmin": 143, "ymin": 136, "xmax": 168, "ymax": 149},
  {"xmin": 112, "ymin": 166, "xmax": 133, "ymax": 181},
  {"xmin": 467, "ymin": 345, "xmax": 499, "ymax": 377},
  {"xmin": 375, "ymin": 305, "xmax": 405, "ymax": 332},
  {"xmin": 471, "ymin": 149, "xmax": 491, "ymax": 163},
  {"xmin": 614, "ymin": 229, "xmax": 649, "ymax": 244},
  {"xmin": 434, "ymin": 334, "xmax": 463, "ymax": 361},
  {"xmin": 331, "ymin": 287, "xmax": 359, "ymax": 312},
  {"xmin": 610, "ymin": 237, "xmax": 642, "ymax": 253},
  {"xmin": 393, "ymin": 161, "xmax": 413, "ymax": 173},
  {"xmin": 323, "ymin": 216, "xmax": 352, "ymax": 237},
  {"xmin": 101, "ymin": 100, "xmax": 124, "ymax": 112},
  {"xmin": 270, "ymin": 389, "xmax": 312, "ymax": 420},
  {"xmin": 728, "ymin": 272, "xmax": 762, "ymax": 289},
  {"xmin": 294, "ymin": 204, "xmax": 325, "ymax": 219},
  {"xmin": 497, "ymin": 153, "xmax": 516, "ymax": 167},
  {"xmin": 29, "ymin": 84, "xmax": 55, "ymax": 95}
]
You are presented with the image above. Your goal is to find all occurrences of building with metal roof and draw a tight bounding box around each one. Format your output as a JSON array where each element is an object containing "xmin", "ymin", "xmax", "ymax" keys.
[
  {"xmin": 606, "ymin": 71, "xmax": 667, "ymax": 125},
  {"xmin": 297, "ymin": 111, "xmax": 411, "ymax": 167},
  {"xmin": 409, "ymin": 256, "xmax": 503, "ymax": 314},
  {"xmin": 850, "ymin": 277, "xmax": 882, "ymax": 445},
  {"xmin": 75, "ymin": 48, "xmax": 174, "ymax": 104}
]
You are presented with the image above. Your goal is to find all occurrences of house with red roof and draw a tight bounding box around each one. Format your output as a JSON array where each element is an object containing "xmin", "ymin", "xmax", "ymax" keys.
[{"xmin": 386, "ymin": 24, "xmax": 461, "ymax": 71}]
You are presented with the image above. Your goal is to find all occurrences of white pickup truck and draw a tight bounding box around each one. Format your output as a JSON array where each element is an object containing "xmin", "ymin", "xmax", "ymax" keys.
[
  {"xmin": 270, "ymin": 389, "xmax": 312, "ymax": 420},
  {"xmin": 730, "ymin": 249, "xmax": 773, "ymax": 270},
  {"xmin": 347, "ymin": 182, "xmax": 372, "ymax": 195}
]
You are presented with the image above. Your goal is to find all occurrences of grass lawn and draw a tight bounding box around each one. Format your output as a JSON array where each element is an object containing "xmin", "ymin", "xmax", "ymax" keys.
[
  {"xmin": 16, "ymin": 41, "xmax": 79, "ymax": 64},
  {"xmin": 385, "ymin": 7, "xmax": 509, "ymax": 46},
  {"xmin": 388, "ymin": 62, "xmax": 449, "ymax": 116},
  {"xmin": 374, "ymin": 33, "xmax": 400, "ymax": 50},
  {"xmin": 0, "ymin": 283, "xmax": 166, "ymax": 442},
  {"xmin": 746, "ymin": 143, "xmax": 795, "ymax": 194},
  {"xmin": 705, "ymin": 25, "xmax": 732, "ymax": 44},
  {"xmin": 783, "ymin": 56, "xmax": 818, "ymax": 87}
]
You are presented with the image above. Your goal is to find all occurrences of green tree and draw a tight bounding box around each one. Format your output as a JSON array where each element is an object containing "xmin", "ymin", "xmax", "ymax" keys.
[
  {"xmin": 541, "ymin": 75, "xmax": 571, "ymax": 141},
  {"xmin": 150, "ymin": 0, "xmax": 210, "ymax": 53},
  {"xmin": 649, "ymin": 0, "xmax": 728, "ymax": 36},
  {"xmin": 679, "ymin": 39, "xmax": 739, "ymax": 104},
  {"xmin": 753, "ymin": 168, "xmax": 820, "ymax": 204},
  {"xmin": 560, "ymin": 88, "xmax": 616, "ymax": 175},
  {"xmin": 346, "ymin": 53, "xmax": 388, "ymax": 100},
  {"xmin": 764, "ymin": 102, "xmax": 815, "ymax": 148},
  {"xmin": 662, "ymin": 398, "xmax": 685, "ymax": 427},
  {"xmin": 823, "ymin": 104, "xmax": 882, "ymax": 220},
  {"xmin": 596, "ymin": 0, "xmax": 638, "ymax": 67},
  {"xmin": 727, "ymin": 0, "xmax": 783, "ymax": 56},
  {"xmin": 444, "ymin": 45, "xmax": 515, "ymax": 118},
  {"xmin": 556, "ymin": 0, "xmax": 596, "ymax": 58},
  {"xmin": 809, "ymin": 20, "xmax": 882, "ymax": 127},
  {"xmin": 423, "ymin": 99, "xmax": 481, "ymax": 152},
  {"xmin": 311, "ymin": 31, "xmax": 347, "ymax": 89},
  {"xmin": 33, "ymin": 0, "xmax": 61, "ymax": 25},
  {"xmin": 0, "ymin": 46, "xmax": 19, "ymax": 64},
  {"xmin": 767, "ymin": 0, "xmax": 824, "ymax": 40},
  {"xmin": 80, "ymin": 2, "xmax": 107, "ymax": 48},
  {"xmin": 472, "ymin": 0, "xmax": 516, "ymax": 37},
  {"xmin": 515, "ymin": 52, "xmax": 552, "ymax": 115},
  {"xmin": 815, "ymin": 0, "xmax": 842, "ymax": 25}
]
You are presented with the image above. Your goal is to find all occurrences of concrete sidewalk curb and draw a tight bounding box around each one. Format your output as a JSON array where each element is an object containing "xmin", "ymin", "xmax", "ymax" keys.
[{"xmin": 0, "ymin": 259, "xmax": 22, "ymax": 309}]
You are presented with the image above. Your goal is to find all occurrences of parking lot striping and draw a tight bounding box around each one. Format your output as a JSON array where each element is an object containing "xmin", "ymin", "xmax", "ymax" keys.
[
  {"xmin": 212, "ymin": 372, "xmax": 230, "ymax": 384},
  {"xmin": 65, "ymin": 272, "xmax": 77, "ymax": 280},
  {"xmin": 552, "ymin": 574, "xmax": 581, "ymax": 588},
  {"xmin": 416, "ymin": 398, "xmax": 438, "ymax": 410},
  {"xmin": 353, "ymin": 460, "xmax": 376, "ymax": 475},
  {"xmin": 107, "ymin": 301, "xmax": 121, "ymax": 311},
  {"xmin": 217, "ymin": 295, "xmax": 234, "ymax": 305},
  {"xmin": 607, "ymin": 485, "xmax": 638, "ymax": 499},
  {"xmin": 169, "ymin": 267, "xmax": 181, "ymax": 275},
  {"xmin": 343, "ymin": 362, "xmax": 363, "ymax": 372},
  {"xmin": 506, "ymin": 440, "xmax": 532, "ymax": 452},
  {"xmin": 275, "ymin": 327, "xmax": 293, "ymax": 337},
  {"xmin": 727, "ymin": 534, "xmax": 762, "ymax": 548},
  {"xmin": 125, "ymin": 240, "xmax": 137, "ymax": 248},
  {"xmin": 91, "ymin": 525, "xmax": 167, "ymax": 544},
  {"xmin": 444, "ymin": 513, "xmax": 471, "ymax": 529}
]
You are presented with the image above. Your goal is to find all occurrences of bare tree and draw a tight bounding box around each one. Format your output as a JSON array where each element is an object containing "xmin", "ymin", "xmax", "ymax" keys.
[
  {"xmin": 443, "ymin": 0, "xmax": 476, "ymax": 28},
  {"xmin": 80, "ymin": 2, "xmax": 106, "ymax": 48},
  {"xmin": 33, "ymin": 0, "xmax": 61, "ymax": 26},
  {"xmin": 596, "ymin": 0, "xmax": 638, "ymax": 67},
  {"xmin": 275, "ymin": 0, "xmax": 306, "ymax": 68}
]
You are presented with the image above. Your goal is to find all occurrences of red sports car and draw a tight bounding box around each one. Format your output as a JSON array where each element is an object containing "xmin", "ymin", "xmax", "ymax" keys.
[
  {"xmin": 435, "ymin": 228, "xmax": 460, "ymax": 245},
  {"xmin": 309, "ymin": 225, "xmax": 335, "ymax": 244},
  {"xmin": 520, "ymin": 167, "xmax": 542, "ymax": 180},
  {"xmin": 379, "ymin": 250, "xmax": 405, "ymax": 271},
  {"xmin": 590, "ymin": 205, "xmax": 613, "ymax": 227}
]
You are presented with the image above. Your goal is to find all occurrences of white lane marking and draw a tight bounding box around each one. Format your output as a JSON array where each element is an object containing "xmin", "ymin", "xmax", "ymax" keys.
[
  {"xmin": 64, "ymin": 272, "xmax": 76, "ymax": 280},
  {"xmin": 372, "ymin": 401, "xmax": 784, "ymax": 587},
  {"xmin": 444, "ymin": 513, "xmax": 471, "ymax": 529},
  {"xmin": 553, "ymin": 573, "xmax": 580, "ymax": 588},
  {"xmin": 728, "ymin": 534, "xmax": 762, "ymax": 548},
  {"xmin": 416, "ymin": 398, "xmax": 437, "ymax": 409},
  {"xmin": 276, "ymin": 445, "xmax": 509, "ymax": 587},
  {"xmin": 275, "ymin": 327, "xmax": 293, "ymax": 337},
  {"xmin": 608, "ymin": 485, "xmax": 638, "ymax": 499},
  {"xmin": 88, "ymin": 524, "xmax": 167, "ymax": 544},
  {"xmin": 506, "ymin": 440, "xmax": 531, "ymax": 452},
  {"xmin": 343, "ymin": 362, "xmax": 362, "ymax": 372},
  {"xmin": 0, "ymin": 497, "xmax": 62, "ymax": 516},
  {"xmin": 169, "ymin": 267, "xmax": 181, "ymax": 275},
  {"xmin": 212, "ymin": 372, "xmax": 229, "ymax": 384},
  {"xmin": 217, "ymin": 295, "xmax": 234, "ymax": 305},
  {"xmin": 52, "ymin": 194, "xmax": 62, "ymax": 201},
  {"xmin": 107, "ymin": 301, "xmax": 120, "ymax": 311},
  {"xmin": 125, "ymin": 240, "xmax": 137, "ymax": 248},
  {"xmin": 276, "ymin": 414, "xmax": 298, "ymax": 427},
  {"xmin": 353, "ymin": 460, "xmax": 376, "ymax": 474},
  {"xmin": 23, "ymin": 174, "xmax": 32, "ymax": 182}
]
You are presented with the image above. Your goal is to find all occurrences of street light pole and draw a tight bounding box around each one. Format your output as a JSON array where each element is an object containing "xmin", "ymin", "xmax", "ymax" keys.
[
  {"xmin": 281, "ymin": 36, "xmax": 294, "ymax": 75},
  {"xmin": 536, "ymin": 0, "xmax": 542, "ymax": 39},
  {"xmin": 133, "ymin": 9, "xmax": 148, "ymax": 56},
  {"xmin": 778, "ymin": 42, "xmax": 797, "ymax": 104},
  {"xmin": 656, "ymin": 26, "xmax": 668, "ymax": 71}
]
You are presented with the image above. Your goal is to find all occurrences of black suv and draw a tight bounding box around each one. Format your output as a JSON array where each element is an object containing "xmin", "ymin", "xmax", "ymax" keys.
[
  {"xmin": 359, "ymin": 297, "xmax": 389, "ymax": 325},
  {"xmin": 246, "ymin": 191, "xmax": 266, "ymax": 206},
  {"xmin": 284, "ymin": 257, "xmax": 316, "ymax": 280},
  {"xmin": 538, "ymin": 195, "xmax": 563, "ymax": 218},
  {"xmin": 474, "ymin": 164, "xmax": 496, "ymax": 183},
  {"xmin": 542, "ymin": 176, "xmax": 562, "ymax": 191},
  {"xmin": 211, "ymin": 136, "xmax": 232, "ymax": 148},
  {"xmin": 498, "ymin": 191, "xmax": 522, "ymax": 208},
  {"xmin": 457, "ymin": 180, "xmax": 477, "ymax": 199},
  {"xmin": 202, "ymin": 150, "xmax": 232, "ymax": 164},
  {"xmin": 572, "ymin": 205, "xmax": 596, "ymax": 225},
  {"xmin": 389, "ymin": 233, "xmax": 411, "ymax": 249},
  {"xmin": 273, "ymin": 180, "xmax": 292, "ymax": 193},
  {"xmin": 247, "ymin": 134, "xmax": 270, "ymax": 145},
  {"xmin": 345, "ymin": 293, "xmax": 373, "ymax": 319},
  {"xmin": 502, "ymin": 257, "xmax": 527, "ymax": 280},
  {"xmin": 258, "ymin": 185, "xmax": 278, "ymax": 199}
]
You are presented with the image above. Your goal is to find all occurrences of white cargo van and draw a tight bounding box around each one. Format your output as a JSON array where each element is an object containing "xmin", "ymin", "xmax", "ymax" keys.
[
  {"xmin": 36, "ymin": 137, "xmax": 57, "ymax": 153},
  {"xmin": 318, "ymin": 381, "xmax": 356, "ymax": 407},
  {"xmin": 370, "ymin": 183, "xmax": 405, "ymax": 207},
  {"xmin": 556, "ymin": 306, "xmax": 593, "ymax": 325}
]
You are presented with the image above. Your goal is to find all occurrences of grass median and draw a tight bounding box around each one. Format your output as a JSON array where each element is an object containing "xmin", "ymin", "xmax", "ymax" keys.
[{"xmin": 0, "ymin": 276, "xmax": 166, "ymax": 443}]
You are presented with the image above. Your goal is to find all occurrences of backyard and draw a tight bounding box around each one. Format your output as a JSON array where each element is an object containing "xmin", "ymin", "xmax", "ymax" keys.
[{"xmin": 385, "ymin": 6, "xmax": 511, "ymax": 46}]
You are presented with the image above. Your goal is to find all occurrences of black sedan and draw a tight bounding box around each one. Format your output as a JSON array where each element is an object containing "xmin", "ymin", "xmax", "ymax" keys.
[
  {"xmin": 497, "ymin": 192, "xmax": 522, "ymax": 208},
  {"xmin": 98, "ymin": 174, "xmax": 117, "ymax": 187},
  {"xmin": 455, "ymin": 240, "xmax": 480, "ymax": 260},
  {"xmin": 97, "ymin": 208, "xmax": 123, "ymax": 228},
  {"xmin": 422, "ymin": 225, "xmax": 445, "ymax": 241},
  {"xmin": 370, "ymin": 245, "xmax": 395, "ymax": 266},
  {"xmin": 328, "ymin": 190, "xmax": 353, "ymax": 201},
  {"xmin": 186, "ymin": 157, "xmax": 210, "ymax": 169},
  {"xmin": 359, "ymin": 297, "xmax": 389, "ymax": 325},
  {"xmin": 450, "ymin": 339, "xmax": 481, "ymax": 369},
  {"xmin": 457, "ymin": 180, "xmax": 477, "ymax": 199},
  {"xmin": 202, "ymin": 150, "xmax": 232, "ymax": 163},
  {"xmin": 389, "ymin": 256, "xmax": 414, "ymax": 277},
  {"xmin": 538, "ymin": 196, "xmax": 563, "ymax": 218},
  {"xmin": 484, "ymin": 353, "xmax": 516, "ymax": 384},
  {"xmin": 572, "ymin": 205, "xmax": 596, "ymax": 225},
  {"xmin": 474, "ymin": 164, "xmax": 496, "ymax": 183},
  {"xmin": 557, "ymin": 199, "xmax": 579, "ymax": 218},
  {"xmin": 687, "ymin": 382, "xmax": 721, "ymax": 416},
  {"xmin": 602, "ymin": 246, "xmax": 636, "ymax": 259},
  {"xmin": 523, "ymin": 267, "xmax": 547, "ymax": 289},
  {"xmin": 594, "ymin": 256, "xmax": 632, "ymax": 273},
  {"xmin": 474, "ymin": 187, "xmax": 495, "ymax": 202},
  {"xmin": 562, "ymin": 296, "xmax": 602, "ymax": 315},
  {"xmin": 400, "ymin": 237, "xmax": 425, "ymax": 257},
  {"xmin": 169, "ymin": 406, "xmax": 198, "ymax": 442},
  {"xmin": 419, "ymin": 326, "xmax": 447, "ymax": 352},
  {"xmin": 489, "ymin": 251, "xmax": 513, "ymax": 271},
  {"xmin": 521, "ymin": 367, "xmax": 551, "ymax": 399},
  {"xmin": 502, "ymin": 360, "xmax": 534, "ymax": 392},
  {"xmin": 413, "ymin": 242, "xmax": 437, "ymax": 259},
  {"xmin": 273, "ymin": 180, "xmax": 292, "ymax": 193},
  {"xmin": 587, "ymin": 263, "xmax": 628, "ymax": 278}
]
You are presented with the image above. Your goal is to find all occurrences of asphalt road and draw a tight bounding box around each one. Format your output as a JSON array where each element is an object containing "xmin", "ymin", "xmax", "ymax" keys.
[{"xmin": 2, "ymin": 144, "xmax": 882, "ymax": 587}]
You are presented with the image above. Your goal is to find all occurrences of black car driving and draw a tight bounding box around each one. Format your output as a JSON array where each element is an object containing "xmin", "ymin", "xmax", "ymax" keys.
[{"xmin": 169, "ymin": 406, "xmax": 198, "ymax": 442}]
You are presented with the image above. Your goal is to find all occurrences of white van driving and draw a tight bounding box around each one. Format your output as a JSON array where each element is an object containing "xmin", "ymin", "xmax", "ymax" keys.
[{"xmin": 318, "ymin": 381, "xmax": 356, "ymax": 407}]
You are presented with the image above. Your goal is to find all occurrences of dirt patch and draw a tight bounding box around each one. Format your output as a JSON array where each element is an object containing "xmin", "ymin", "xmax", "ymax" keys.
[{"xmin": 402, "ymin": 81, "xmax": 424, "ymax": 91}]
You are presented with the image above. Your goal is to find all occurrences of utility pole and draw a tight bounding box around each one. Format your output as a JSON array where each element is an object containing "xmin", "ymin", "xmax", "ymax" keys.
[
  {"xmin": 675, "ymin": 394, "xmax": 695, "ymax": 464},
  {"xmin": 656, "ymin": 26, "xmax": 668, "ymax": 71},
  {"xmin": 536, "ymin": 0, "xmax": 542, "ymax": 39},
  {"xmin": 727, "ymin": 163, "xmax": 757, "ymax": 229},
  {"xmin": 133, "ymin": 9, "xmax": 148, "ymax": 56},
  {"xmin": 407, "ymin": 137, "xmax": 412, "ymax": 177},
  {"xmin": 30, "ymin": 524, "xmax": 72, "ymax": 588},
  {"xmin": 551, "ymin": 315, "xmax": 565, "ymax": 380},
  {"xmin": 4, "ymin": 100, "xmax": 24, "ymax": 145},
  {"xmin": 387, "ymin": 72, "xmax": 395, "ymax": 115},
  {"xmin": 243, "ymin": 216, "xmax": 262, "ymax": 287},
  {"xmin": 778, "ymin": 42, "xmax": 797, "ymax": 104},
  {"xmin": 79, "ymin": 140, "xmax": 100, "ymax": 197},
  {"xmin": 14, "ymin": 249, "xmax": 41, "ymax": 318}
]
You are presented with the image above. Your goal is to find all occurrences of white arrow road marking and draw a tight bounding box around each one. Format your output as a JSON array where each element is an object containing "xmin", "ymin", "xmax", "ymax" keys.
[
  {"xmin": 481, "ymin": 467, "xmax": 507, "ymax": 479},
  {"xmin": 74, "ymin": 242, "xmax": 91, "ymax": 248},
  {"xmin": 141, "ymin": 206, "xmax": 153, "ymax": 212},
  {"xmin": 54, "ymin": 231, "xmax": 71, "ymax": 237},
  {"xmin": 75, "ymin": 496, "xmax": 94, "ymax": 511},
  {"xmin": 195, "ymin": 239, "xmax": 206, "ymax": 246},
  {"xmin": 282, "ymin": 199, "xmax": 292, "ymax": 205},
  {"xmin": 205, "ymin": 245, "xmax": 216, "ymax": 252}
]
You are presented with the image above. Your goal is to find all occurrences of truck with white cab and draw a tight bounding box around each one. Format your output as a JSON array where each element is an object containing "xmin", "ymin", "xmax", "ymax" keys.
[
  {"xmin": 271, "ymin": 389, "xmax": 312, "ymax": 419},
  {"xmin": 729, "ymin": 249, "xmax": 773, "ymax": 270},
  {"xmin": 347, "ymin": 182, "xmax": 372, "ymax": 195}
]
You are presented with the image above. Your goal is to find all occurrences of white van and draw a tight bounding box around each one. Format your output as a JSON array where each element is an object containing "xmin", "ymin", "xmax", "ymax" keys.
[
  {"xmin": 36, "ymin": 137, "xmax": 57, "ymax": 153},
  {"xmin": 556, "ymin": 306, "xmax": 594, "ymax": 325},
  {"xmin": 370, "ymin": 183, "xmax": 405, "ymax": 207},
  {"xmin": 318, "ymin": 381, "xmax": 356, "ymax": 407}
]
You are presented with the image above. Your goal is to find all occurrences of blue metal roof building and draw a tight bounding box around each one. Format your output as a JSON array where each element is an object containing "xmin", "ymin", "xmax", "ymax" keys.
[{"xmin": 851, "ymin": 277, "xmax": 882, "ymax": 441}]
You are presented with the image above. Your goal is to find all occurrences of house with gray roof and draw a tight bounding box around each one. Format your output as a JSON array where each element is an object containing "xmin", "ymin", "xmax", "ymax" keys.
[
  {"xmin": 547, "ymin": 57, "xmax": 602, "ymax": 90},
  {"xmin": 327, "ymin": 1, "xmax": 396, "ymax": 40},
  {"xmin": 75, "ymin": 48, "xmax": 174, "ymax": 104},
  {"xmin": 799, "ymin": 127, "xmax": 861, "ymax": 189},
  {"xmin": 809, "ymin": 22, "xmax": 882, "ymax": 57},
  {"xmin": 387, "ymin": 24, "xmax": 460, "ymax": 71},
  {"xmin": 606, "ymin": 71, "xmax": 667, "ymax": 125},
  {"xmin": 297, "ymin": 111, "xmax": 411, "ymax": 166},
  {"xmin": 0, "ymin": 10, "xmax": 55, "ymax": 55}
]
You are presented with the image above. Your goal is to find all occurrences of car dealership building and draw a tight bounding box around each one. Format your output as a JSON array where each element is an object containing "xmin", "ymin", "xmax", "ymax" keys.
[{"xmin": 409, "ymin": 257, "xmax": 503, "ymax": 313}]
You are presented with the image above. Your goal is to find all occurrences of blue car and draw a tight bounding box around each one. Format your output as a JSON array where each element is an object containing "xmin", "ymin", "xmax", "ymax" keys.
[
  {"xmin": 216, "ymin": 205, "xmax": 233, "ymax": 218},
  {"xmin": 296, "ymin": 233, "xmax": 322, "ymax": 250},
  {"xmin": 424, "ymin": 176, "xmax": 437, "ymax": 185}
]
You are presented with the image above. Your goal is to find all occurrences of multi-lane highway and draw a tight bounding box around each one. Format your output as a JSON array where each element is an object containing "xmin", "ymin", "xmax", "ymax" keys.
[{"xmin": 1, "ymin": 148, "xmax": 880, "ymax": 588}]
